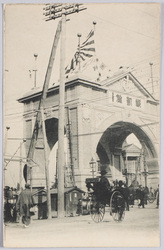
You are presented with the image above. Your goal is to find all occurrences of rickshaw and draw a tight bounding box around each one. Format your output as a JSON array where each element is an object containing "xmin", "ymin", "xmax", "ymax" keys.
[{"xmin": 86, "ymin": 177, "xmax": 126, "ymax": 223}]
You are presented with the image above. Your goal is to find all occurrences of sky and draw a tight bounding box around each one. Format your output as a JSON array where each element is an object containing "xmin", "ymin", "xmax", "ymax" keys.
[{"xmin": 3, "ymin": 3, "xmax": 161, "ymax": 188}]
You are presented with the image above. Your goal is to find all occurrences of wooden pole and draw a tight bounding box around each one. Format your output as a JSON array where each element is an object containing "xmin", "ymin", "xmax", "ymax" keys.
[
  {"xmin": 149, "ymin": 62, "xmax": 154, "ymax": 94},
  {"xmin": 67, "ymin": 107, "xmax": 75, "ymax": 186},
  {"xmin": 27, "ymin": 21, "xmax": 61, "ymax": 186},
  {"xmin": 42, "ymin": 3, "xmax": 87, "ymax": 218},
  {"xmin": 57, "ymin": 12, "xmax": 66, "ymax": 218},
  {"xmin": 41, "ymin": 107, "xmax": 51, "ymax": 219},
  {"xmin": 4, "ymin": 127, "xmax": 10, "ymax": 171},
  {"xmin": 19, "ymin": 142, "xmax": 22, "ymax": 190}
]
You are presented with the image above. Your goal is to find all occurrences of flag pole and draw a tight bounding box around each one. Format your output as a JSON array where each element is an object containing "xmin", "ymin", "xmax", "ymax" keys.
[
  {"xmin": 77, "ymin": 33, "xmax": 82, "ymax": 71},
  {"xmin": 93, "ymin": 21, "xmax": 97, "ymax": 66}
]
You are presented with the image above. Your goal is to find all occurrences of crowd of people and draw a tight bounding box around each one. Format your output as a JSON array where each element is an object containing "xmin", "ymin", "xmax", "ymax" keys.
[
  {"xmin": 85, "ymin": 170, "xmax": 160, "ymax": 213},
  {"xmin": 4, "ymin": 177, "xmax": 160, "ymax": 225}
]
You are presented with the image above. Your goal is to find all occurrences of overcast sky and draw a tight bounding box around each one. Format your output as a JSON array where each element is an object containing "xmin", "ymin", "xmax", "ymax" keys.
[{"xmin": 3, "ymin": 3, "xmax": 161, "ymax": 187}]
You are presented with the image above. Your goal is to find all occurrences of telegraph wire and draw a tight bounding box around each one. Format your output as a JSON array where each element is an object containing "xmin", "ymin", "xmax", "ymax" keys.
[
  {"xmin": 71, "ymin": 121, "xmax": 159, "ymax": 138},
  {"xmin": 4, "ymin": 61, "xmax": 160, "ymax": 119},
  {"xmin": 129, "ymin": 58, "xmax": 159, "ymax": 70},
  {"xmin": 132, "ymin": 6, "xmax": 158, "ymax": 19},
  {"xmin": 4, "ymin": 79, "xmax": 159, "ymax": 122},
  {"xmin": 84, "ymin": 12, "xmax": 160, "ymax": 41},
  {"xmin": 4, "ymin": 79, "xmax": 159, "ymax": 121},
  {"xmin": 4, "ymin": 52, "xmax": 160, "ymax": 117}
]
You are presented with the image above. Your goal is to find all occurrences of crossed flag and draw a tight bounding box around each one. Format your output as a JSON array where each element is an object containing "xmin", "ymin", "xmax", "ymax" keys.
[{"xmin": 65, "ymin": 29, "xmax": 95, "ymax": 76}]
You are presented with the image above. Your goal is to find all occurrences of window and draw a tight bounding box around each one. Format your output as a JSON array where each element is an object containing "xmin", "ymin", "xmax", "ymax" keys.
[
  {"xmin": 127, "ymin": 97, "xmax": 132, "ymax": 106},
  {"xmin": 136, "ymin": 99, "xmax": 141, "ymax": 107},
  {"xmin": 116, "ymin": 94, "xmax": 122, "ymax": 103},
  {"xmin": 112, "ymin": 92, "xmax": 114, "ymax": 102}
]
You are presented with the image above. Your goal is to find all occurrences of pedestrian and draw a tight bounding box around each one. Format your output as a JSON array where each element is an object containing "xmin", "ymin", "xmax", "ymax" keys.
[
  {"xmin": 16, "ymin": 183, "xmax": 35, "ymax": 228},
  {"xmin": 144, "ymin": 186, "xmax": 149, "ymax": 205},
  {"xmin": 128, "ymin": 185, "xmax": 135, "ymax": 207},
  {"xmin": 138, "ymin": 186, "xmax": 145, "ymax": 208},
  {"xmin": 76, "ymin": 198, "xmax": 82, "ymax": 216},
  {"xmin": 156, "ymin": 184, "xmax": 159, "ymax": 208},
  {"xmin": 119, "ymin": 181, "xmax": 130, "ymax": 211}
]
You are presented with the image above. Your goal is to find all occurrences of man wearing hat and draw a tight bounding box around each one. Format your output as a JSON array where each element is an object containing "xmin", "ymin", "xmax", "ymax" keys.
[
  {"xmin": 137, "ymin": 185, "xmax": 145, "ymax": 208},
  {"xmin": 100, "ymin": 169, "xmax": 111, "ymax": 201},
  {"xmin": 16, "ymin": 183, "xmax": 35, "ymax": 227}
]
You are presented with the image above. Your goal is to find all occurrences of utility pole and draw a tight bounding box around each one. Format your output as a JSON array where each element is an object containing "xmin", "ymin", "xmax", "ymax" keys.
[
  {"xmin": 19, "ymin": 142, "xmax": 22, "ymax": 189},
  {"xmin": 57, "ymin": 10, "xmax": 66, "ymax": 218},
  {"xmin": 149, "ymin": 62, "xmax": 154, "ymax": 95},
  {"xmin": 27, "ymin": 18, "xmax": 62, "ymax": 193},
  {"xmin": 19, "ymin": 140, "xmax": 26, "ymax": 190},
  {"xmin": 43, "ymin": 3, "xmax": 86, "ymax": 218},
  {"xmin": 66, "ymin": 107, "xmax": 75, "ymax": 186},
  {"xmin": 41, "ymin": 107, "xmax": 51, "ymax": 219},
  {"xmin": 4, "ymin": 126, "xmax": 10, "ymax": 173}
]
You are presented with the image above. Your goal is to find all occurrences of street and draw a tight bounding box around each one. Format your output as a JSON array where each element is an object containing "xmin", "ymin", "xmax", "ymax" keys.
[{"xmin": 3, "ymin": 203, "xmax": 160, "ymax": 248}]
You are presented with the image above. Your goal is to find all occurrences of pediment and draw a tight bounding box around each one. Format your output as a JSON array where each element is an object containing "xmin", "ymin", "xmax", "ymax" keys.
[{"xmin": 102, "ymin": 72, "xmax": 155, "ymax": 100}]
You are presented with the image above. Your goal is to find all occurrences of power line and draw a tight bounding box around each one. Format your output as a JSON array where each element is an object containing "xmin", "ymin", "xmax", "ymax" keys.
[
  {"xmin": 4, "ymin": 63, "xmax": 160, "ymax": 119},
  {"xmin": 132, "ymin": 6, "xmax": 158, "ymax": 19},
  {"xmin": 72, "ymin": 121, "xmax": 159, "ymax": 138},
  {"xmin": 4, "ymin": 52, "xmax": 160, "ymax": 118},
  {"xmin": 85, "ymin": 12, "xmax": 160, "ymax": 41},
  {"xmin": 4, "ymin": 79, "xmax": 159, "ymax": 121},
  {"xmin": 5, "ymin": 140, "xmax": 26, "ymax": 167}
]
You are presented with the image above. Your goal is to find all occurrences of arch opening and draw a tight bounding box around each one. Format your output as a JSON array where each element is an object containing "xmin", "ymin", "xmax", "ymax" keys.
[{"xmin": 96, "ymin": 121, "xmax": 159, "ymax": 187}]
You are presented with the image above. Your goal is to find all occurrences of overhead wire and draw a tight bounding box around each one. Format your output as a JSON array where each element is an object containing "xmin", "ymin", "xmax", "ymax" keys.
[
  {"xmin": 84, "ymin": 11, "xmax": 160, "ymax": 41},
  {"xmin": 4, "ymin": 78, "xmax": 159, "ymax": 123},
  {"xmin": 4, "ymin": 55, "xmax": 160, "ymax": 119},
  {"xmin": 132, "ymin": 6, "xmax": 158, "ymax": 19},
  {"xmin": 4, "ymin": 50, "xmax": 160, "ymax": 118},
  {"xmin": 4, "ymin": 77, "xmax": 159, "ymax": 121}
]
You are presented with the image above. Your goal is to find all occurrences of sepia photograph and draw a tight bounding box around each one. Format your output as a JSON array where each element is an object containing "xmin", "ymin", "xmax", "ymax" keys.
[{"xmin": 3, "ymin": 2, "xmax": 161, "ymax": 248}]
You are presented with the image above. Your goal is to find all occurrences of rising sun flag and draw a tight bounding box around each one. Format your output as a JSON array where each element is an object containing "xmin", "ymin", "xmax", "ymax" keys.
[
  {"xmin": 65, "ymin": 26, "xmax": 111, "ymax": 82},
  {"xmin": 65, "ymin": 29, "xmax": 95, "ymax": 76}
]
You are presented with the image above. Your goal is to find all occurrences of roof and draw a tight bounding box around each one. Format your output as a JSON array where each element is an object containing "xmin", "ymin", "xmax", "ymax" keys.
[
  {"xmin": 101, "ymin": 71, "xmax": 158, "ymax": 103},
  {"xmin": 17, "ymin": 71, "xmax": 159, "ymax": 105},
  {"xmin": 17, "ymin": 74, "xmax": 107, "ymax": 103},
  {"xmin": 50, "ymin": 186, "xmax": 85, "ymax": 195},
  {"xmin": 122, "ymin": 143, "xmax": 141, "ymax": 153}
]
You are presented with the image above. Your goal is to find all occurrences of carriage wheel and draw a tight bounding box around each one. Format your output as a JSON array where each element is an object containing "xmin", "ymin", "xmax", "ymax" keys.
[
  {"xmin": 148, "ymin": 196, "xmax": 155, "ymax": 203},
  {"xmin": 110, "ymin": 191, "xmax": 125, "ymax": 222},
  {"xmin": 90, "ymin": 199, "xmax": 105, "ymax": 223}
]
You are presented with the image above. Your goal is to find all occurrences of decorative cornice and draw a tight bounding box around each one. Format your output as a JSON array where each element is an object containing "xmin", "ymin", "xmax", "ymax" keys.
[{"xmin": 17, "ymin": 77, "xmax": 107, "ymax": 103}]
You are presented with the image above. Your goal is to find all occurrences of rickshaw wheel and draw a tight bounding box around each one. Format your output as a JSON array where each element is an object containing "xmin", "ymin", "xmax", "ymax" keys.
[
  {"xmin": 90, "ymin": 198, "xmax": 105, "ymax": 223},
  {"xmin": 110, "ymin": 191, "xmax": 125, "ymax": 222},
  {"xmin": 147, "ymin": 195, "xmax": 155, "ymax": 203}
]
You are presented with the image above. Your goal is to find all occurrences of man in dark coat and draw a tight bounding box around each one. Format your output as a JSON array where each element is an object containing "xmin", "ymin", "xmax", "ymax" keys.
[
  {"xmin": 137, "ymin": 186, "xmax": 145, "ymax": 208},
  {"xmin": 99, "ymin": 170, "xmax": 110, "ymax": 203},
  {"xmin": 156, "ymin": 184, "xmax": 159, "ymax": 208},
  {"xmin": 16, "ymin": 184, "xmax": 35, "ymax": 227},
  {"xmin": 118, "ymin": 181, "xmax": 130, "ymax": 211}
]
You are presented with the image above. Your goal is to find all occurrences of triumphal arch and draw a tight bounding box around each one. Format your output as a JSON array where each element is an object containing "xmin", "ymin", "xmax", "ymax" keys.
[{"xmin": 18, "ymin": 71, "xmax": 160, "ymax": 190}]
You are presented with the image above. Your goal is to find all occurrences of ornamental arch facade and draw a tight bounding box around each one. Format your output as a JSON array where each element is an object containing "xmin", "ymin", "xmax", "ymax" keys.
[{"xmin": 18, "ymin": 71, "xmax": 159, "ymax": 190}]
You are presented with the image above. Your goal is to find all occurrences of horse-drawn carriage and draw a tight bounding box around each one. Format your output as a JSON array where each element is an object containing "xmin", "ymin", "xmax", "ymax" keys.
[{"xmin": 86, "ymin": 177, "xmax": 126, "ymax": 223}]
